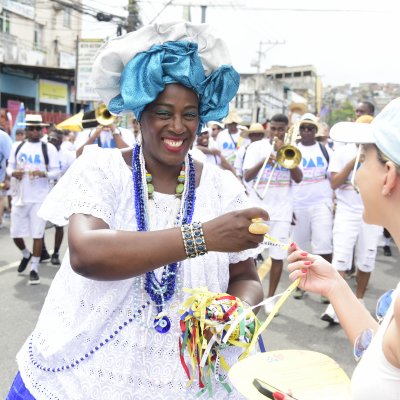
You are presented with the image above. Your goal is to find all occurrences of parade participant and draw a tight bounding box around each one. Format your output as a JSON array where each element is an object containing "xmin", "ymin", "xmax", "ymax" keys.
[
  {"xmin": 195, "ymin": 126, "xmax": 236, "ymax": 173},
  {"xmin": 243, "ymin": 113, "xmax": 302, "ymax": 314},
  {"xmin": 320, "ymin": 115, "xmax": 381, "ymax": 323},
  {"xmin": 216, "ymin": 110, "xmax": 249, "ymax": 167},
  {"xmin": 286, "ymin": 97, "xmax": 400, "ymax": 400},
  {"xmin": 291, "ymin": 113, "xmax": 333, "ymax": 300},
  {"xmin": 234, "ymin": 122, "xmax": 266, "ymax": 181},
  {"xmin": 8, "ymin": 21, "xmax": 268, "ymax": 400},
  {"xmin": 75, "ymin": 120, "xmax": 135, "ymax": 158},
  {"xmin": 6, "ymin": 115, "xmax": 59, "ymax": 285},
  {"xmin": 208, "ymin": 120, "xmax": 224, "ymax": 146}
]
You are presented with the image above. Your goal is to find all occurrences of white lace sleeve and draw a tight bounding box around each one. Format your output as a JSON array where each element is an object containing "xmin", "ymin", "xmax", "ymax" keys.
[
  {"xmin": 217, "ymin": 169, "xmax": 265, "ymax": 264},
  {"xmin": 38, "ymin": 145, "xmax": 122, "ymax": 227}
]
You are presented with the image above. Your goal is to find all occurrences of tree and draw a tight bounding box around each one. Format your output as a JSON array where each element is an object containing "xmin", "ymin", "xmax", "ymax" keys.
[{"xmin": 328, "ymin": 101, "xmax": 355, "ymax": 126}]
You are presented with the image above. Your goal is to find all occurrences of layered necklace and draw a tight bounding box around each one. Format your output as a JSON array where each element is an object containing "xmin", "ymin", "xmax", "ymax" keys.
[{"xmin": 132, "ymin": 144, "xmax": 196, "ymax": 333}]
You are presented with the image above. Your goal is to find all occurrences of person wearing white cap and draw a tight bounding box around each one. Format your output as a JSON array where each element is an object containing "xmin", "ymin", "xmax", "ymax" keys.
[
  {"xmin": 284, "ymin": 97, "xmax": 400, "ymax": 400},
  {"xmin": 8, "ymin": 21, "xmax": 268, "ymax": 399},
  {"xmin": 319, "ymin": 114, "xmax": 381, "ymax": 324},
  {"xmin": 291, "ymin": 113, "xmax": 334, "ymax": 301},
  {"xmin": 195, "ymin": 125, "xmax": 236, "ymax": 173}
]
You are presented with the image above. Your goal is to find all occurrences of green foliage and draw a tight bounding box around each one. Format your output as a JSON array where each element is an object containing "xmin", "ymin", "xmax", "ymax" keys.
[{"xmin": 328, "ymin": 101, "xmax": 355, "ymax": 126}]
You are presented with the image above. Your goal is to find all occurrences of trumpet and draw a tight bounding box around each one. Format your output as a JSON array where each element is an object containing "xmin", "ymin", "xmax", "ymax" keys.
[
  {"xmin": 254, "ymin": 126, "xmax": 302, "ymax": 200},
  {"xmin": 81, "ymin": 104, "xmax": 116, "ymax": 129}
]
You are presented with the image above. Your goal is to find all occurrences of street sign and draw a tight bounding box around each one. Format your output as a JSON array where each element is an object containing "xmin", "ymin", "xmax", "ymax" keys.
[{"xmin": 76, "ymin": 39, "xmax": 104, "ymax": 102}]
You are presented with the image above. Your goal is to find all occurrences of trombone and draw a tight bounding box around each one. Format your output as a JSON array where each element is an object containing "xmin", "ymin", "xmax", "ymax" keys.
[{"xmin": 254, "ymin": 124, "xmax": 302, "ymax": 200}]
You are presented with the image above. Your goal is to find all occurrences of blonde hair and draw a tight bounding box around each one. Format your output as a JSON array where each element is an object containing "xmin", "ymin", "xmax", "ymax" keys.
[{"xmin": 375, "ymin": 145, "xmax": 400, "ymax": 173}]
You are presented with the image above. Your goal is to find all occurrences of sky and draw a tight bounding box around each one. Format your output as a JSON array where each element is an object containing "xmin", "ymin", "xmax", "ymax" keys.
[{"xmin": 82, "ymin": 0, "xmax": 400, "ymax": 87}]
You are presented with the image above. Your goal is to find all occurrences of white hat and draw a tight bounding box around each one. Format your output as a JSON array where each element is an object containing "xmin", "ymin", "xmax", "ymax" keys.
[
  {"xmin": 330, "ymin": 97, "xmax": 400, "ymax": 166},
  {"xmin": 20, "ymin": 114, "xmax": 49, "ymax": 127},
  {"xmin": 207, "ymin": 121, "xmax": 224, "ymax": 129},
  {"xmin": 91, "ymin": 20, "xmax": 239, "ymax": 129}
]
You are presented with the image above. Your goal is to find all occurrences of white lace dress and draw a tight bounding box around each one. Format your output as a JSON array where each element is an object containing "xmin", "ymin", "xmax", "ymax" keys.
[{"xmin": 17, "ymin": 146, "xmax": 261, "ymax": 400}]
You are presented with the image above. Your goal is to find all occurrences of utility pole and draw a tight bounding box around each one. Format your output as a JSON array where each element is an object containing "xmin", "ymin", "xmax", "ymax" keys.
[
  {"xmin": 252, "ymin": 40, "xmax": 285, "ymax": 122},
  {"xmin": 126, "ymin": 0, "xmax": 142, "ymax": 32}
]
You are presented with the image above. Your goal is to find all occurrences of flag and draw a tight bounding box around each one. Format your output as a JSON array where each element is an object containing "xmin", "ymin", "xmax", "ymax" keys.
[{"xmin": 10, "ymin": 102, "xmax": 25, "ymax": 142}]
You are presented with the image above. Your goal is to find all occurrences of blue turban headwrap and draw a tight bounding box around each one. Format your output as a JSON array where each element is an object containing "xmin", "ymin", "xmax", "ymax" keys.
[{"xmin": 108, "ymin": 41, "xmax": 240, "ymax": 133}]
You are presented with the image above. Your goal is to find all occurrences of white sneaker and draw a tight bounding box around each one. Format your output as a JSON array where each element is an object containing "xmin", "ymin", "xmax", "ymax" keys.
[
  {"xmin": 320, "ymin": 304, "xmax": 339, "ymax": 324},
  {"xmin": 264, "ymin": 297, "xmax": 279, "ymax": 316}
]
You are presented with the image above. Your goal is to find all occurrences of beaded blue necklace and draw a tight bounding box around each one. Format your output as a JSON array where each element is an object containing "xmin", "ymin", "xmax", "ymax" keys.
[{"xmin": 132, "ymin": 144, "xmax": 196, "ymax": 333}]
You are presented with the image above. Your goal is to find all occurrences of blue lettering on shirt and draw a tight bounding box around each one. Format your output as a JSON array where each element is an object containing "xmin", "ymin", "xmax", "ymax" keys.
[{"xmin": 18, "ymin": 152, "xmax": 42, "ymax": 165}]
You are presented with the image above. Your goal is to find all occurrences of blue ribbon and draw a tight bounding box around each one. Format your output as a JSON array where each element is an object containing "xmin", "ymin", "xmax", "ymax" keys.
[{"xmin": 109, "ymin": 41, "xmax": 240, "ymax": 133}]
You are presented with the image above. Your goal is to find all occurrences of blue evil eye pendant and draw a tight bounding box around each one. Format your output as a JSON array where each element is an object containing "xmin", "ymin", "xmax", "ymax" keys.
[{"xmin": 154, "ymin": 315, "xmax": 171, "ymax": 333}]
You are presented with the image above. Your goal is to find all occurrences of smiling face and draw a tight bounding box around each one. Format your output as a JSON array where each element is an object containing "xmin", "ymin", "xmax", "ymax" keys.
[{"xmin": 139, "ymin": 83, "xmax": 199, "ymax": 168}]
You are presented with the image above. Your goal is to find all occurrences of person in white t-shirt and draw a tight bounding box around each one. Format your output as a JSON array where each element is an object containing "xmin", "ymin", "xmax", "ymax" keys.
[
  {"xmin": 75, "ymin": 122, "xmax": 135, "ymax": 158},
  {"xmin": 195, "ymin": 126, "xmax": 236, "ymax": 174},
  {"xmin": 7, "ymin": 115, "xmax": 60, "ymax": 285},
  {"xmin": 243, "ymin": 114, "xmax": 303, "ymax": 313},
  {"xmin": 216, "ymin": 110, "xmax": 249, "ymax": 166},
  {"xmin": 291, "ymin": 114, "xmax": 334, "ymax": 300},
  {"xmin": 320, "ymin": 115, "xmax": 382, "ymax": 324}
]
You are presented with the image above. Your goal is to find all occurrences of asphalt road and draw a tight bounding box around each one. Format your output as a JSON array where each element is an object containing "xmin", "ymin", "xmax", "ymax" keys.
[{"xmin": 0, "ymin": 216, "xmax": 398, "ymax": 398}]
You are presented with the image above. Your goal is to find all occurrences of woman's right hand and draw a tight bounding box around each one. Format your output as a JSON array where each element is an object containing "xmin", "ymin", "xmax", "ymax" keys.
[
  {"xmin": 202, "ymin": 207, "xmax": 269, "ymax": 253},
  {"xmin": 287, "ymin": 244, "xmax": 343, "ymax": 299}
]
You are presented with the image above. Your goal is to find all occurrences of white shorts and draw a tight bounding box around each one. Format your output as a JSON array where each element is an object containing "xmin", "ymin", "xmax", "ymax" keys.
[
  {"xmin": 266, "ymin": 220, "xmax": 292, "ymax": 260},
  {"xmin": 10, "ymin": 203, "xmax": 46, "ymax": 239},
  {"xmin": 332, "ymin": 207, "xmax": 381, "ymax": 273},
  {"xmin": 293, "ymin": 202, "xmax": 333, "ymax": 254}
]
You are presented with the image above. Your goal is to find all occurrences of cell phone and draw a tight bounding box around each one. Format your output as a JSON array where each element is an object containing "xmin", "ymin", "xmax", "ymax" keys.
[{"xmin": 253, "ymin": 378, "xmax": 299, "ymax": 400}]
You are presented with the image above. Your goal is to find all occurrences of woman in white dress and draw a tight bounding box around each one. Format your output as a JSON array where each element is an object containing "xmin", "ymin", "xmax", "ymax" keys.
[{"xmin": 7, "ymin": 22, "xmax": 269, "ymax": 400}]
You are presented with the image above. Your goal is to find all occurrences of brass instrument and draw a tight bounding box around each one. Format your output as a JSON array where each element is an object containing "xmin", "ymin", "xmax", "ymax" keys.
[
  {"xmin": 81, "ymin": 104, "xmax": 116, "ymax": 129},
  {"xmin": 255, "ymin": 126, "xmax": 302, "ymax": 200},
  {"xmin": 56, "ymin": 104, "xmax": 116, "ymax": 131},
  {"xmin": 275, "ymin": 124, "xmax": 302, "ymax": 170}
]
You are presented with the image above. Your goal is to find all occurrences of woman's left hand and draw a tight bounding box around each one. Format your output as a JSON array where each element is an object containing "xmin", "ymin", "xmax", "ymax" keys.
[{"xmin": 287, "ymin": 244, "xmax": 342, "ymax": 299}]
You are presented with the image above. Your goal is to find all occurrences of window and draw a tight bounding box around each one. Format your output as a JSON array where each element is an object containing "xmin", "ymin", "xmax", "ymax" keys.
[
  {"xmin": 63, "ymin": 8, "xmax": 71, "ymax": 28},
  {"xmin": 34, "ymin": 23, "xmax": 43, "ymax": 49},
  {"xmin": 0, "ymin": 11, "xmax": 10, "ymax": 33}
]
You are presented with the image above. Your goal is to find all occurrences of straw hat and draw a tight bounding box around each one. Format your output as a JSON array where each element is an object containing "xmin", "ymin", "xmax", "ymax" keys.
[
  {"xmin": 21, "ymin": 114, "xmax": 49, "ymax": 127},
  {"xmin": 289, "ymin": 102, "xmax": 307, "ymax": 115},
  {"xmin": 240, "ymin": 122, "xmax": 267, "ymax": 138},
  {"xmin": 356, "ymin": 115, "xmax": 374, "ymax": 124},
  {"xmin": 223, "ymin": 109, "xmax": 243, "ymax": 125}
]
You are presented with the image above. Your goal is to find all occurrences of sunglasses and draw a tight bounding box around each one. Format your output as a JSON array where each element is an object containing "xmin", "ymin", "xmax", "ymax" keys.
[
  {"xmin": 353, "ymin": 289, "xmax": 394, "ymax": 361},
  {"xmin": 25, "ymin": 126, "xmax": 42, "ymax": 131},
  {"xmin": 299, "ymin": 124, "xmax": 317, "ymax": 132}
]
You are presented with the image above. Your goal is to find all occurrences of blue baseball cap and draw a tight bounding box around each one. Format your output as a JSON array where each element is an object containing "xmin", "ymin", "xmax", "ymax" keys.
[{"xmin": 330, "ymin": 97, "xmax": 400, "ymax": 166}]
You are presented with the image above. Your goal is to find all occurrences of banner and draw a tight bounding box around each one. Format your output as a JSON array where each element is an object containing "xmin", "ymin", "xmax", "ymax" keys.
[
  {"xmin": 76, "ymin": 39, "xmax": 103, "ymax": 101},
  {"xmin": 39, "ymin": 79, "xmax": 68, "ymax": 106}
]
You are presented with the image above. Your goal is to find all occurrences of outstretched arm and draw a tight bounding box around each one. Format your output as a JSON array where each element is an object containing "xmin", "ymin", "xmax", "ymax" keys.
[{"xmin": 68, "ymin": 207, "xmax": 268, "ymax": 281}]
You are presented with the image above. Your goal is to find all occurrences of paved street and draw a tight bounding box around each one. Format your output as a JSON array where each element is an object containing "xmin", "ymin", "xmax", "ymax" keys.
[{"xmin": 0, "ymin": 217, "xmax": 398, "ymax": 398}]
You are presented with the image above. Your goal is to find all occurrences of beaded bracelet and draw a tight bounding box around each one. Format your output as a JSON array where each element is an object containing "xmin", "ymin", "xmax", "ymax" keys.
[{"xmin": 181, "ymin": 222, "xmax": 208, "ymax": 258}]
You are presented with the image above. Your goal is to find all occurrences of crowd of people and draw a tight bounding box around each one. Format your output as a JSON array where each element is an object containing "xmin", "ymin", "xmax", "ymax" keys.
[{"xmin": 0, "ymin": 20, "xmax": 398, "ymax": 400}]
